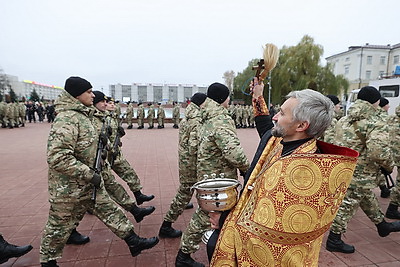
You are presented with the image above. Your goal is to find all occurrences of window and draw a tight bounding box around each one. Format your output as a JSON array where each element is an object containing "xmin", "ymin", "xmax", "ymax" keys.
[
  {"xmin": 394, "ymin": 55, "xmax": 399, "ymax": 64},
  {"xmin": 367, "ymin": 56, "xmax": 372, "ymax": 65},
  {"xmin": 345, "ymin": 57, "xmax": 350, "ymax": 62},
  {"xmin": 366, "ymin": 71, "xmax": 371, "ymax": 79},
  {"xmin": 344, "ymin": 65, "xmax": 349, "ymax": 75},
  {"xmin": 379, "ymin": 85, "xmax": 399, "ymax": 97},
  {"xmin": 380, "ymin": 56, "xmax": 386, "ymax": 65}
]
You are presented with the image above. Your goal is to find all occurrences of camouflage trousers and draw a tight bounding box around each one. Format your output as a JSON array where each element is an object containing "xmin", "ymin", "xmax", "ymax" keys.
[
  {"xmin": 148, "ymin": 117, "xmax": 154, "ymax": 127},
  {"xmin": 164, "ymin": 181, "xmax": 195, "ymax": 223},
  {"xmin": 103, "ymin": 165, "xmax": 136, "ymax": 210},
  {"xmin": 126, "ymin": 115, "xmax": 133, "ymax": 127},
  {"xmin": 330, "ymin": 186, "xmax": 384, "ymax": 234},
  {"xmin": 157, "ymin": 117, "xmax": 164, "ymax": 127},
  {"xmin": 112, "ymin": 153, "xmax": 142, "ymax": 193},
  {"xmin": 40, "ymin": 186, "xmax": 134, "ymax": 262},
  {"xmin": 376, "ymin": 173, "xmax": 386, "ymax": 187},
  {"xmin": 389, "ymin": 171, "xmax": 400, "ymax": 206},
  {"xmin": 173, "ymin": 117, "xmax": 180, "ymax": 126},
  {"xmin": 180, "ymin": 207, "xmax": 210, "ymax": 254},
  {"xmin": 137, "ymin": 118, "xmax": 144, "ymax": 127},
  {"xmin": 235, "ymin": 116, "xmax": 241, "ymax": 126}
]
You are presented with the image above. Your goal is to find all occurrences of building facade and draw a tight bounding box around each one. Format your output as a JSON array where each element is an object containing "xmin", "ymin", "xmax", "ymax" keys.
[
  {"xmin": 109, "ymin": 83, "xmax": 208, "ymax": 103},
  {"xmin": 1, "ymin": 74, "xmax": 63, "ymax": 101},
  {"xmin": 326, "ymin": 43, "xmax": 400, "ymax": 90}
]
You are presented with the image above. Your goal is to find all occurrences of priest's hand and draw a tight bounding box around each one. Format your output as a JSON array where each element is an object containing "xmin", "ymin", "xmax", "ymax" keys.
[
  {"xmin": 250, "ymin": 77, "xmax": 264, "ymax": 98},
  {"xmin": 209, "ymin": 211, "xmax": 221, "ymax": 229}
]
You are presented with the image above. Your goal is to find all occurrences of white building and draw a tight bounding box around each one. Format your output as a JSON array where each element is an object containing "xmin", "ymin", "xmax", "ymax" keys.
[
  {"xmin": 326, "ymin": 43, "xmax": 400, "ymax": 90},
  {"xmin": 109, "ymin": 83, "xmax": 208, "ymax": 103},
  {"xmin": 1, "ymin": 74, "xmax": 63, "ymax": 101}
]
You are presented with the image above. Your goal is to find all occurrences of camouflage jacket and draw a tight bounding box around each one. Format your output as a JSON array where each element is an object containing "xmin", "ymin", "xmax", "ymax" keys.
[
  {"xmin": 147, "ymin": 105, "xmax": 155, "ymax": 119},
  {"xmin": 172, "ymin": 105, "xmax": 180, "ymax": 118},
  {"xmin": 157, "ymin": 106, "xmax": 165, "ymax": 119},
  {"xmin": 126, "ymin": 103, "xmax": 133, "ymax": 118},
  {"xmin": 137, "ymin": 105, "xmax": 144, "ymax": 119},
  {"xmin": 178, "ymin": 103, "xmax": 202, "ymax": 183},
  {"xmin": 334, "ymin": 99, "xmax": 394, "ymax": 189},
  {"xmin": 47, "ymin": 91, "xmax": 97, "ymax": 202},
  {"xmin": 388, "ymin": 106, "xmax": 400, "ymax": 166},
  {"xmin": 323, "ymin": 117, "xmax": 338, "ymax": 144},
  {"xmin": 197, "ymin": 98, "xmax": 249, "ymax": 180}
]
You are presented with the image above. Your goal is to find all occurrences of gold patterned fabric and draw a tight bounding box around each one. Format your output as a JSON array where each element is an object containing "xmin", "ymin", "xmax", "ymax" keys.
[{"xmin": 211, "ymin": 137, "xmax": 358, "ymax": 267}]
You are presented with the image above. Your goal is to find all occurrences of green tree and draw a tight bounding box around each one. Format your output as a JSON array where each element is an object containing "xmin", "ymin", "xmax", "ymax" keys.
[
  {"xmin": 9, "ymin": 88, "xmax": 17, "ymax": 102},
  {"xmin": 232, "ymin": 35, "xmax": 348, "ymax": 105},
  {"xmin": 30, "ymin": 89, "xmax": 40, "ymax": 102},
  {"xmin": 232, "ymin": 59, "xmax": 258, "ymax": 104}
]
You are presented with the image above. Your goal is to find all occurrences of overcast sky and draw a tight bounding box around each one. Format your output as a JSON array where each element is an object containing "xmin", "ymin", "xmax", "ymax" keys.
[{"xmin": 0, "ymin": 0, "xmax": 398, "ymax": 93}]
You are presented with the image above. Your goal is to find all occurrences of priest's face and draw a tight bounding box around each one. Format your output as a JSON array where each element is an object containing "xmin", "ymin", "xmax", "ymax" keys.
[{"xmin": 271, "ymin": 97, "xmax": 298, "ymax": 138}]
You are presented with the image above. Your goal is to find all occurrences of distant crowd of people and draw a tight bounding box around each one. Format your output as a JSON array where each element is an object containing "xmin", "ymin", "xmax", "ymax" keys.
[{"xmin": 0, "ymin": 100, "xmax": 55, "ymax": 128}]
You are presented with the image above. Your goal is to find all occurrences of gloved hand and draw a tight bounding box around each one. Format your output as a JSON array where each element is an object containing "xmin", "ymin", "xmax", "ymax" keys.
[
  {"xmin": 99, "ymin": 132, "xmax": 108, "ymax": 145},
  {"xmin": 380, "ymin": 167, "xmax": 392, "ymax": 176},
  {"xmin": 90, "ymin": 172, "xmax": 102, "ymax": 189},
  {"xmin": 117, "ymin": 126, "xmax": 126, "ymax": 137}
]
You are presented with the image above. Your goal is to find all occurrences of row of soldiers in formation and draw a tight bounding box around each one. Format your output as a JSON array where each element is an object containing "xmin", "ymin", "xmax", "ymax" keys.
[
  {"xmin": 0, "ymin": 100, "xmax": 56, "ymax": 128},
  {"xmin": 125, "ymin": 101, "xmax": 181, "ymax": 129}
]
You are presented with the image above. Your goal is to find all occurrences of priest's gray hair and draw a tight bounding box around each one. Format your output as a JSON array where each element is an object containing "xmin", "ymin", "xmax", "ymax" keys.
[{"xmin": 286, "ymin": 89, "xmax": 334, "ymax": 138}]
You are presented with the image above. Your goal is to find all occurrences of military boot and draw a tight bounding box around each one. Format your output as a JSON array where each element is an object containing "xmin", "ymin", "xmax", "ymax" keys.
[
  {"xmin": 0, "ymin": 235, "xmax": 33, "ymax": 264},
  {"xmin": 326, "ymin": 231, "xmax": 355, "ymax": 253},
  {"xmin": 377, "ymin": 220, "xmax": 400, "ymax": 237},
  {"xmin": 130, "ymin": 204, "xmax": 155, "ymax": 223},
  {"xmin": 134, "ymin": 190, "xmax": 155, "ymax": 205},
  {"xmin": 66, "ymin": 229, "xmax": 90, "ymax": 245},
  {"xmin": 41, "ymin": 260, "xmax": 59, "ymax": 267},
  {"xmin": 185, "ymin": 202, "xmax": 194, "ymax": 209},
  {"xmin": 127, "ymin": 125, "xmax": 133, "ymax": 129},
  {"xmin": 175, "ymin": 249, "xmax": 205, "ymax": 267},
  {"xmin": 124, "ymin": 232, "xmax": 159, "ymax": 257},
  {"xmin": 159, "ymin": 221, "xmax": 182, "ymax": 238},
  {"xmin": 385, "ymin": 203, "xmax": 400, "ymax": 219},
  {"xmin": 380, "ymin": 185, "xmax": 390, "ymax": 198}
]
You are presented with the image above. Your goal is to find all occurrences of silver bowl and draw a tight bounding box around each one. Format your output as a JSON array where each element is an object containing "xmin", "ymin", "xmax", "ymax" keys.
[{"xmin": 192, "ymin": 178, "xmax": 241, "ymax": 212}]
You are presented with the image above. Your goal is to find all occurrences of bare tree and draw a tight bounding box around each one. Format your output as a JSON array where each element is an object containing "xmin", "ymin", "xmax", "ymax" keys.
[{"xmin": 222, "ymin": 70, "xmax": 235, "ymax": 92}]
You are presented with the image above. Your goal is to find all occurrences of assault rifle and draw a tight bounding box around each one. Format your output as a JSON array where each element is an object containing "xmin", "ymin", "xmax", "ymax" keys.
[
  {"xmin": 110, "ymin": 120, "xmax": 125, "ymax": 166},
  {"xmin": 92, "ymin": 119, "xmax": 110, "ymax": 201},
  {"xmin": 381, "ymin": 167, "xmax": 395, "ymax": 189}
]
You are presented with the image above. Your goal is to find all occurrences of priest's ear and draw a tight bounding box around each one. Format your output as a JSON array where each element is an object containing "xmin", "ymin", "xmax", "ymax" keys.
[{"xmin": 296, "ymin": 121, "xmax": 310, "ymax": 133}]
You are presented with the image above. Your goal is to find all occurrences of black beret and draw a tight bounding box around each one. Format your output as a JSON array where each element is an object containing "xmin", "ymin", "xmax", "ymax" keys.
[
  {"xmin": 357, "ymin": 86, "xmax": 381, "ymax": 104},
  {"xmin": 379, "ymin": 97, "xmax": 389, "ymax": 107},
  {"xmin": 93, "ymin": 91, "xmax": 107, "ymax": 105},
  {"xmin": 191, "ymin": 93, "xmax": 207, "ymax": 107},
  {"xmin": 326, "ymin": 95, "xmax": 340, "ymax": 105},
  {"xmin": 207, "ymin": 83, "xmax": 230, "ymax": 104},
  {"xmin": 64, "ymin": 76, "xmax": 92, "ymax": 98}
]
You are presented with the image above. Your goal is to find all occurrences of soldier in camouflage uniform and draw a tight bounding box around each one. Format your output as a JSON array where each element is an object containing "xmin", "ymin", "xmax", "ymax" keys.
[
  {"xmin": 385, "ymin": 105, "xmax": 400, "ymax": 219},
  {"xmin": 147, "ymin": 103, "xmax": 155, "ymax": 129},
  {"xmin": 18, "ymin": 101, "xmax": 26, "ymax": 127},
  {"xmin": 114, "ymin": 100, "xmax": 121, "ymax": 122},
  {"xmin": 39, "ymin": 77, "xmax": 158, "ymax": 267},
  {"xmin": 327, "ymin": 86, "xmax": 398, "ymax": 254},
  {"xmin": 156, "ymin": 102, "xmax": 165, "ymax": 129},
  {"xmin": 159, "ymin": 93, "xmax": 207, "ymax": 239},
  {"xmin": 175, "ymin": 83, "xmax": 249, "ymax": 267},
  {"xmin": 376, "ymin": 97, "xmax": 391, "ymax": 198},
  {"xmin": 235, "ymin": 103, "xmax": 242, "ymax": 128},
  {"xmin": 323, "ymin": 95, "xmax": 341, "ymax": 144},
  {"xmin": 4, "ymin": 101, "xmax": 16, "ymax": 128},
  {"xmin": 91, "ymin": 91, "xmax": 155, "ymax": 220},
  {"xmin": 137, "ymin": 102, "xmax": 144, "ymax": 129},
  {"xmin": 105, "ymin": 97, "xmax": 155, "ymax": 205},
  {"xmin": 172, "ymin": 101, "xmax": 180, "ymax": 128},
  {"xmin": 241, "ymin": 104, "xmax": 248, "ymax": 128},
  {"xmin": 248, "ymin": 104, "xmax": 255, "ymax": 128},
  {"xmin": 0, "ymin": 101, "xmax": 7, "ymax": 128},
  {"xmin": 126, "ymin": 101, "xmax": 134, "ymax": 129}
]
